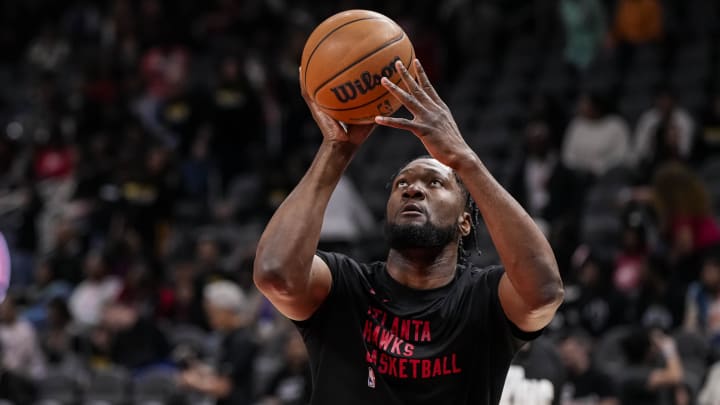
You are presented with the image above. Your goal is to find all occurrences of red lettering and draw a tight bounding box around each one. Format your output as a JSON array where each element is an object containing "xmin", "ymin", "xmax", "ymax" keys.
[
  {"xmin": 379, "ymin": 330, "xmax": 393, "ymax": 351},
  {"xmin": 366, "ymin": 349, "xmax": 377, "ymax": 364},
  {"xmin": 369, "ymin": 307, "xmax": 387, "ymax": 326},
  {"xmin": 390, "ymin": 337, "xmax": 403, "ymax": 355},
  {"xmin": 409, "ymin": 359, "xmax": 420, "ymax": 378},
  {"xmin": 378, "ymin": 353, "xmax": 388, "ymax": 373},
  {"xmin": 412, "ymin": 320, "xmax": 423, "ymax": 340},
  {"xmin": 400, "ymin": 319, "xmax": 411, "ymax": 340},
  {"xmin": 403, "ymin": 343, "xmax": 414, "ymax": 357},
  {"xmin": 420, "ymin": 321, "xmax": 432, "ymax": 342},
  {"xmin": 452, "ymin": 353, "xmax": 461, "ymax": 373},
  {"xmin": 372, "ymin": 325, "xmax": 381, "ymax": 345},
  {"xmin": 422, "ymin": 359, "xmax": 432, "ymax": 378},
  {"xmin": 390, "ymin": 317, "xmax": 399, "ymax": 336},
  {"xmin": 432, "ymin": 358, "xmax": 442, "ymax": 377},
  {"xmin": 363, "ymin": 320, "xmax": 373, "ymax": 341},
  {"xmin": 443, "ymin": 356, "xmax": 451, "ymax": 375},
  {"xmin": 388, "ymin": 356, "xmax": 397, "ymax": 376},
  {"xmin": 398, "ymin": 358, "xmax": 408, "ymax": 378}
]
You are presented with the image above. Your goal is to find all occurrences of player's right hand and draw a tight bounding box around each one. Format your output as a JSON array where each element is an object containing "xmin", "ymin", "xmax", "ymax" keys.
[{"xmin": 300, "ymin": 67, "xmax": 375, "ymax": 146}]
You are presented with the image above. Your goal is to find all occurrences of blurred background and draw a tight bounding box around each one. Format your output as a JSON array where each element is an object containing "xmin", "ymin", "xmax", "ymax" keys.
[{"xmin": 0, "ymin": 0, "xmax": 719, "ymax": 404}]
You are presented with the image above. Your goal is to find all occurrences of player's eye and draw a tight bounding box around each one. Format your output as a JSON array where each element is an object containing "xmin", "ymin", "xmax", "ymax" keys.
[
  {"xmin": 396, "ymin": 179, "xmax": 408, "ymax": 188},
  {"xmin": 430, "ymin": 179, "xmax": 443, "ymax": 187}
]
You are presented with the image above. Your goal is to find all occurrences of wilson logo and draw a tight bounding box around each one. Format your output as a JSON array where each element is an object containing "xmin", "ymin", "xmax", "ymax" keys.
[{"xmin": 330, "ymin": 56, "xmax": 401, "ymax": 103}]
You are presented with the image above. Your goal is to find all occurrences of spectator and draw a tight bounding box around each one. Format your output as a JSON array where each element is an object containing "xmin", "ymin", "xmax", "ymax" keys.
[
  {"xmin": 629, "ymin": 256, "xmax": 685, "ymax": 331},
  {"xmin": 683, "ymin": 250, "xmax": 720, "ymax": 352},
  {"xmin": 633, "ymin": 89, "xmax": 695, "ymax": 174},
  {"xmin": 558, "ymin": 251, "xmax": 626, "ymax": 336},
  {"xmin": 119, "ymin": 145, "xmax": 178, "ymax": 256},
  {"xmin": 557, "ymin": 328, "xmax": 619, "ymax": 405},
  {"xmin": 40, "ymin": 297, "xmax": 75, "ymax": 365},
  {"xmin": 562, "ymin": 93, "xmax": 632, "ymax": 177},
  {"xmin": 501, "ymin": 337, "xmax": 567, "ymax": 405},
  {"xmin": 617, "ymin": 328, "xmax": 685, "ymax": 405},
  {"xmin": 68, "ymin": 251, "xmax": 122, "ymax": 329},
  {"xmin": 613, "ymin": 221, "xmax": 649, "ymax": 296},
  {"xmin": 0, "ymin": 295, "xmax": 47, "ymax": 381},
  {"xmin": 699, "ymin": 93, "xmax": 720, "ymax": 159},
  {"xmin": 21, "ymin": 259, "xmax": 72, "ymax": 329},
  {"xmin": 508, "ymin": 120, "xmax": 583, "ymax": 273},
  {"xmin": 157, "ymin": 259, "xmax": 207, "ymax": 327},
  {"xmin": 509, "ymin": 120, "xmax": 582, "ymax": 237},
  {"xmin": 103, "ymin": 302, "xmax": 171, "ymax": 371},
  {"xmin": 45, "ymin": 217, "xmax": 86, "ymax": 285},
  {"xmin": 607, "ymin": 0, "xmax": 664, "ymax": 47},
  {"xmin": 209, "ymin": 55, "xmax": 266, "ymax": 189},
  {"xmin": 649, "ymin": 163, "xmax": 720, "ymax": 277},
  {"xmin": 177, "ymin": 280, "xmax": 258, "ymax": 405},
  {"xmin": 259, "ymin": 330, "xmax": 312, "ymax": 405},
  {"xmin": 558, "ymin": 0, "xmax": 607, "ymax": 71},
  {"xmin": 699, "ymin": 361, "xmax": 720, "ymax": 405},
  {"xmin": 178, "ymin": 126, "xmax": 214, "ymax": 207}
]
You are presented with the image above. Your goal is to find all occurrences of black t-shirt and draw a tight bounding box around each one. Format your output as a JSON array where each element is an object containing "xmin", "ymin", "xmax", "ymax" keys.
[
  {"xmin": 216, "ymin": 327, "xmax": 258, "ymax": 405},
  {"xmin": 294, "ymin": 251, "xmax": 542, "ymax": 405}
]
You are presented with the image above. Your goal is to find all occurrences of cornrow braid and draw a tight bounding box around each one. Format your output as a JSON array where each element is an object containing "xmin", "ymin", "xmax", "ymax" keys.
[{"xmin": 453, "ymin": 171, "xmax": 482, "ymax": 263}]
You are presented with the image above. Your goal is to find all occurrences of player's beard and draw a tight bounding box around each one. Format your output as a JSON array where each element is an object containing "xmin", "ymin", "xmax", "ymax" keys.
[{"xmin": 384, "ymin": 220, "xmax": 458, "ymax": 250}]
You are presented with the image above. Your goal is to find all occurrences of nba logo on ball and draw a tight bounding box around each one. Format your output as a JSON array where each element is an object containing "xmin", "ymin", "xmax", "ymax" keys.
[
  {"xmin": 301, "ymin": 10, "xmax": 417, "ymax": 124},
  {"xmin": 367, "ymin": 366, "xmax": 376, "ymax": 388}
]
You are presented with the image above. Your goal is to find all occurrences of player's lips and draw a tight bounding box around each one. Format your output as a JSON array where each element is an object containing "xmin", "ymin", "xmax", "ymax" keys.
[{"xmin": 400, "ymin": 203, "xmax": 426, "ymax": 216}]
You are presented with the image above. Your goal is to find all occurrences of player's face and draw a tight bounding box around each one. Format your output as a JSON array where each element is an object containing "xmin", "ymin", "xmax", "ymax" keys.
[{"xmin": 385, "ymin": 158, "xmax": 467, "ymax": 248}]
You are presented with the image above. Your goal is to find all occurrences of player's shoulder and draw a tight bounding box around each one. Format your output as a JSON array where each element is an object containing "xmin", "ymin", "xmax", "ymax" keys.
[
  {"xmin": 465, "ymin": 262, "xmax": 505, "ymax": 278},
  {"xmin": 462, "ymin": 262, "xmax": 506, "ymax": 289},
  {"xmin": 315, "ymin": 250, "xmax": 382, "ymax": 279}
]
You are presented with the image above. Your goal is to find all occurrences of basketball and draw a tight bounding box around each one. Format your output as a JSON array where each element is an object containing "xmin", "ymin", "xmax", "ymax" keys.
[{"xmin": 300, "ymin": 10, "xmax": 416, "ymax": 124}]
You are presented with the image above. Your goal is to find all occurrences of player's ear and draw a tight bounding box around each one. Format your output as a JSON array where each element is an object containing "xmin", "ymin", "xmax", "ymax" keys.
[{"xmin": 458, "ymin": 212, "xmax": 471, "ymax": 237}]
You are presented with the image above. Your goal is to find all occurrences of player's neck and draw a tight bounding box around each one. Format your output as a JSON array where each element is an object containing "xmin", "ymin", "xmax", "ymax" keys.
[{"xmin": 385, "ymin": 244, "xmax": 458, "ymax": 290}]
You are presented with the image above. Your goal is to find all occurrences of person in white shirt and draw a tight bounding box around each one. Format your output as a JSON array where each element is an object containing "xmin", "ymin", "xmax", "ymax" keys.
[
  {"xmin": 633, "ymin": 89, "xmax": 695, "ymax": 167},
  {"xmin": 68, "ymin": 251, "xmax": 121, "ymax": 329},
  {"xmin": 0, "ymin": 295, "xmax": 46, "ymax": 381},
  {"xmin": 562, "ymin": 93, "xmax": 631, "ymax": 177}
]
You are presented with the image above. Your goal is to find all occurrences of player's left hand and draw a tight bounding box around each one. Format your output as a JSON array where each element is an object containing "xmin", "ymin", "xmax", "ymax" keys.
[{"xmin": 376, "ymin": 59, "xmax": 475, "ymax": 170}]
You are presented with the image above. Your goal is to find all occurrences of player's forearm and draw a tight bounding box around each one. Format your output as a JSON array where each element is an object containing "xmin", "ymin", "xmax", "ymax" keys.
[
  {"xmin": 254, "ymin": 140, "xmax": 356, "ymax": 293},
  {"xmin": 456, "ymin": 154, "xmax": 563, "ymax": 310}
]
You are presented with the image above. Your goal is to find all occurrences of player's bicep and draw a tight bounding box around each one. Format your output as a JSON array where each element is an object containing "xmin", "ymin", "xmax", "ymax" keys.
[
  {"xmin": 498, "ymin": 273, "xmax": 553, "ymax": 333},
  {"xmin": 261, "ymin": 255, "xmax": 332, "ymax": 322}
]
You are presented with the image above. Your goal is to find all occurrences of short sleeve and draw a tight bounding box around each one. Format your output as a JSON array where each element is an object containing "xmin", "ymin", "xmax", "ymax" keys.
[
  {"xmin": 292, "ymin": 250, "xmax": 365, "ymax": 330},
  {"xmin": 483, "ymin": 266, "xmax": 544, "ymax": 344}
]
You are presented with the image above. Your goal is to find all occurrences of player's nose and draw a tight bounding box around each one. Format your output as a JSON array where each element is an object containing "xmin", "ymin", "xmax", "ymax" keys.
[{"xmin": 402, "ymin": 183, "xmax": 425, "ymax": 199}]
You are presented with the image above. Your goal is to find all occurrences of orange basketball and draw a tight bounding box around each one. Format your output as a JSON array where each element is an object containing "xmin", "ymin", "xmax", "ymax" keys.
[{"xmin": 300, "ymin": 10, "xmax": 416, "ymax": 124}]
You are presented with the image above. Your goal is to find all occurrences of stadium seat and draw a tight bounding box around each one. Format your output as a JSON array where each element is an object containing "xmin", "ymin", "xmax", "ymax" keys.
[
  {"xmin": 82, "ymin": 368, "xmax": 130, "ymax": 405},
  {"xmin": 132, "ymin": 367, "xmax": 178, "ymax": 404},
  {"xmin": 35, "ymin": 368, "xmax": 80, "ymax": 405},
  {"xmin": 168, "ymin": 324, "xmax": 211, "ymax": 357},
  {"xmin": 592, "ymin": 325, "xmax": 633, "ymax": 377}
]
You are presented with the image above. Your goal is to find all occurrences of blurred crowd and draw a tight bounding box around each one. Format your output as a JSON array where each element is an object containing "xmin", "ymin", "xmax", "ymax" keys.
[{"xmin": 0, "ymin": 0, "xmax": 720, "ymax": 404}]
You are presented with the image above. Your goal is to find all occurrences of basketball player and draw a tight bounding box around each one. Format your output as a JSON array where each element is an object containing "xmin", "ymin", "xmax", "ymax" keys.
[{"xmin": 253, "ymin": 59, "xmax": 564, "ymax": 404}]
